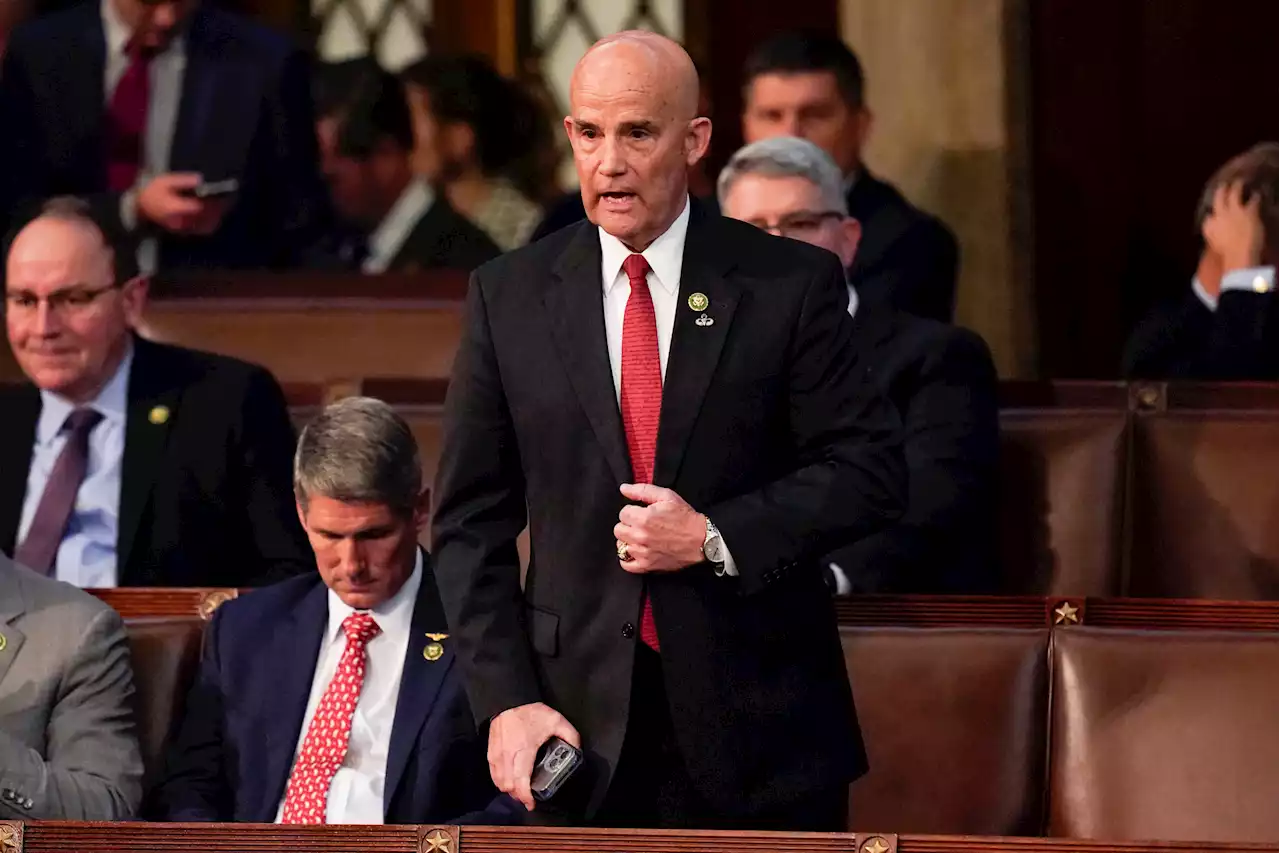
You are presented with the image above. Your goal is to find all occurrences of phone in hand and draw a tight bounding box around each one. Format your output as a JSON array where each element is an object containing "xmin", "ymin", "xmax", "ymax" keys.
[
  {"xmin": 530, "ymin": 736, "xmax": 583, "ymax": 802},
  {"xmin": 190, "ymin": 178, "xmax": 240, "ymax": 200}
]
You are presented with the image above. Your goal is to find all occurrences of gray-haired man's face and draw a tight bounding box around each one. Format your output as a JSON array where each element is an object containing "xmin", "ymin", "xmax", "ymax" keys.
[{"xmin": 721, "ymin": 171, "xmax": 859, "ymax": 268}]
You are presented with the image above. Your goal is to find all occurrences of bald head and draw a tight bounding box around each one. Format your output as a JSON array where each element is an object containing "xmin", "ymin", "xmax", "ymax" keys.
[{"xmin": 565, "ymin": 31, "xmax": 711, "ymax": 250}]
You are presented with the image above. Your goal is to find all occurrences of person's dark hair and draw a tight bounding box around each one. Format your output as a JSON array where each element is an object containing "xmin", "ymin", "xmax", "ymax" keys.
[
  {"xmin": 742, "ymin": 31, "xmax": 865, "ymax": 109},
  {"xmin": 398, "ymin": 54, "xmax": 538, "ymax": 178},
  {"xmin": 312, "ymin": 56, "xmax": 415, "ymax": 158},
  {"xmin": 2, "ymin": 195, "xmax": 140, "ymax": 284},
  {"xmin": 1196, "ymin": 143, "xmax": 1278, "ymax": 256}
]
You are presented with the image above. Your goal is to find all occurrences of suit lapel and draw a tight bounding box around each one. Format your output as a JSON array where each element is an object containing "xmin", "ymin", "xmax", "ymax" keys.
[
  {"xmin": 547, "ymin": 223, "xmax": 633, "ymax": 483},
  {"xmin": 0, "ymin": 565, "xmax": 29, "ymax": 691},
  {"xmin": 653, "ymin": 208, "xmax": 740, "ymax": 486},
  {"xmin": 116, "ymin": 340, "xmax": 181, "ymax": 583},
  {"xmin": 383, "ymin": 552, "xmax": 455, "ymax": 816},
  {"xmin": 255, "ymin": 582, "xmax": 328, "ymax": 822},
  {"xmin": 0, "ymin": 389, "xmax": 41, "ymax": 556}
]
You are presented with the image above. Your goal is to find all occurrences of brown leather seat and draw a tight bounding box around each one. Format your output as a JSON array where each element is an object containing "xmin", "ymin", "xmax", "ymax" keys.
[
  {"xmin": 842, "ymin": 627, "xmax": 1050, "ymax": 835},
  {"xmin": 1127, "ymin": 411, "xmax": 1278, "ymax": 599},
  {"xmin": 997, "ymin": 411, "xmax": 1128, "ymax": 595},
  {"xmin": 1048, "ymin": 627, "xmax": 1279, "ymax": 842},
  {"xmin": 124, "ymin": 618, "xmax": 205, "ymax": 787}
]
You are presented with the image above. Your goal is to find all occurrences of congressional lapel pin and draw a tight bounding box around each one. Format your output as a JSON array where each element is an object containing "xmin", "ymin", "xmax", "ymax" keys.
[
  {"xmin": 424, "ymin": 632, "xmax": 448, "ymax": 662},
  {"xmin": 695, "ymin": 313, "xmax": 715, "ymax": 327},
  {"xmin": 687, "ymin": 292, "xmax": 709, "ymax": 312},
  {"xmin": 148, "ymin": 405, "xmax": 170, "ymax": 425},
  {"xmin": 0, "ymin": 632, "xmax": 6, "ymax": 652}
]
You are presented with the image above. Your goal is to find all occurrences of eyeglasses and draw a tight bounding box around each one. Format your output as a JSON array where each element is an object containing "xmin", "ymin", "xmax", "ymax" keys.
[
  {"xmin": 4, "ymin": 285, "xmax": 117, "ymax": 317},
  {"xmin": 748, "ymin": 211, "xmax": 845, "ymax": 239}
]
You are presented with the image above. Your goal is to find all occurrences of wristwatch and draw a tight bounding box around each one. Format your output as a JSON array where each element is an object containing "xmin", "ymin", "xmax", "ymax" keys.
[{"xmin": 702, "ymin": 515, "xmax": 726, "ymax": 574}]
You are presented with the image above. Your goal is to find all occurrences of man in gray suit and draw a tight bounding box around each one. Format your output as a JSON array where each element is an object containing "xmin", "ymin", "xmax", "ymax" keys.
[{"xmin": 0, "ymin": 553, "xmax": 143, "ymax": 819}]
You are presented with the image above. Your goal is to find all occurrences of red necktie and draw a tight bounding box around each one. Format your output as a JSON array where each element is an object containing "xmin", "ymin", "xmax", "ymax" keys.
[
  {"xmin": 280, "ymin": 612, "xmax": 381, "ymax": 824},
  {"xmin": 105, "ymin": 43, "xmax": 152, "ymax": 192},
  {"xmin": 620, "ymin": 253, "xmax": 663, "ymax": 651}
]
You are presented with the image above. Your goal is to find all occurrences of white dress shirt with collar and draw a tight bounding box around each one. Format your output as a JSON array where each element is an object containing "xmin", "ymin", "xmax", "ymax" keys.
[
  {"xmin": 17, "ymin": 343, "xmax": 133, "ymax": 588},
  {"xmin": 597, "ymin": 198, "xmax": 736, "ymax": 576},
  {"xmin": 102, "ymin": 0, "xmax": 187, "ymax": 276},
  {"xmin": 1192, "ymin": 266, "xmax": 1276, "ymax": 310},
  {"xmin": 275, "ymin": 551, "xmax": 424, "ymax": 825},
  {"xmin": 363, "ymin": 179, "xmax": 436, "ymax": 274}
]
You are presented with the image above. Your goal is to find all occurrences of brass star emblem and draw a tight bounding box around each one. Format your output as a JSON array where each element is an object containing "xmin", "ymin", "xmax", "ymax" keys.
[
  {"xmin": 424, "ymin": 829, "xmax": 453, "ymax": 852},
  {"xmin": 1053, "ymin": 601, "xmax": 1080, "ymax": 624},
  {"xmin": 0, "ymin": 823, "xmax": 22, "ymax": 853},
  {"xmin": 861, "ymin": 837, "xmax": 891, "ymax": 853}
]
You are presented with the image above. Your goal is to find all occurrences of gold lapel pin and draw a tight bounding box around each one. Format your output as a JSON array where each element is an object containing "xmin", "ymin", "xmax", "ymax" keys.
[
  {"xmin": 0, "ymin": 632, "xmax": 7, "ymax": 652},
  {"xmin": 687, "ymin": 292, "xmax": 709, "ymax": 312},
  {"xmin": 424, "ymin": 632, "xmax": 448, "ymax": 662},
  {"xmin": 148, "ymin": 405, "xmax": 170, "ymax": 425}
]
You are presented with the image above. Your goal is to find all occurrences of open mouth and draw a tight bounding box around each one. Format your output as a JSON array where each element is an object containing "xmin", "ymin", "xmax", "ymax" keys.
[{"xmin": 599, "ymin": 191, "xmax": 637, "ymax": 207}]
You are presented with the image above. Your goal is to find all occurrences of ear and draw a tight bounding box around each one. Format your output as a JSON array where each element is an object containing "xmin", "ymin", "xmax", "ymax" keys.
[
  {"xmin": 685, "ymin": 116, "xmax": 712, "ymax": 167},
  {"xmin": 295, "ymin": 498, "xmax": 309, "ymax": 531},
  {"xmin": 853, "ymin": 106, "xmax": 874, "ymax": 150},
  {"xmin": 839, "ymin": 216, "xmax": 862, "ymax": 269},
  {"xmin": 562, "ymin": 115, "xmax": 575, "ymax": 146},
  {"xmin": 120, "ymin": 274, "xmax": 149, "ymax": 328},
  {"xmin": 443, "ymin": 121, "xmax": 476, "ymax": 163}
]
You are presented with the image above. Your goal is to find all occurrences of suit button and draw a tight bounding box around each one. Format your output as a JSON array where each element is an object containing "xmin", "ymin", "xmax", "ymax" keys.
[{"xmin": 621, "ymin": 622, "xmax": 635, "ymax": 639}]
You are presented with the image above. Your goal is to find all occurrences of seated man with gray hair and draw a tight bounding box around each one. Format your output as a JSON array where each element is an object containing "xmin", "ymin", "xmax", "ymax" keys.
[
  {"xmin": 153, "ymin": 397, "xmax": 519, "ymax": 825},
  {"xmin": 719, "ymin": 136, "xmax": 1001, "ymax": 594}
]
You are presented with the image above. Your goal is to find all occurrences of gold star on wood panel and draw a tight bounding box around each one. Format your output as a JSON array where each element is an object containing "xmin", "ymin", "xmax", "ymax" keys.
[
  {"xmin": 1054, "ymin": 601, "xmax": 1080, "ymax": 624},
  {"xmin": 424, "ymin": 828, "xmax": 453, "ymax": 853},
  {"xmin": 861, "ymin": 837, "xmax": 891, "ymax": 853}
]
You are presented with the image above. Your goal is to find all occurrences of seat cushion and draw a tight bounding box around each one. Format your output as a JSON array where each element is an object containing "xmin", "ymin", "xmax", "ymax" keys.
[{"xmin": 125, "ymin": 617, "xmax": 205, "ymax": 789}]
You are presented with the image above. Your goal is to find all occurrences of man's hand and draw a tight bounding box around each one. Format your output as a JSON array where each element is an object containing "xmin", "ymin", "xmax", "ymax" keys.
[
  {"xmin": 137, "ymin": 173, "xmax": 231, "ymax": 236},
  {"xmin": 488, "ymin": 702, "xmax": 580, "ymax": 811},
  {"xmin": 614, "ymin": 483, "xmax": 706, "ymax": 573},
  {"xmin": 1203, "ymin": 180, "xmax": 1266, "ymax": 272}
]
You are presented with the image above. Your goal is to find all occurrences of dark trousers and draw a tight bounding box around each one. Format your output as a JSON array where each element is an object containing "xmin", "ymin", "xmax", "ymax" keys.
[{"xmin": 592, "ymin": 644, "xmax": 849, "ymax": 831}]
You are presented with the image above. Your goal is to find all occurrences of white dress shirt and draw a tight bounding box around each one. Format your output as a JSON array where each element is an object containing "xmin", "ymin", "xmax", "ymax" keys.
[
  {"xmin": 1192, "ymin": 266, "xmax": 1276, "ymax": 310},
  {"xmin": 597, "ymin": 198, "xmax": 736, "ymax": 576},
  {"xmin": 363, "ymin": 179, "xmax": 435, "ymax": 273},
  {"xmin": 17, "ymin": 344, "xmax": 132, "ymax": 588},
  {"xmin": 275, "ymin": 552, "xmax": 423, "ymax": 825}
]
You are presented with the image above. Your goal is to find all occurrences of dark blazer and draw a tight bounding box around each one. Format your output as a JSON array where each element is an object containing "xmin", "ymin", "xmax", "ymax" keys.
[
  {"xmin": 0, "ymin": 1, "xmax": 328, "ymax": 270},
  {"xmin": 152, "ymin": 559, "xmax": 520, "ymax": 824},
  {"xmin": 846, "ymin": 168, "xmax": 959, "ymax": 323},
  {"xmin": 1122, "ymin": 287, "xmax": 1279, "ymax": 380},
  {"xmin": 824, "ymin": 302, "xmax": 1000, "ymax": 594},
  {"xmin": 432, "ymin": 201, "xmax": 906, "ymax": 817},
  {"xmin": 386, "ymin": 197, "xmax": 501, "ymax": 273},
  {"xmin": 0, "ymin": 337, "xmax": 311, "ymax": 587}
]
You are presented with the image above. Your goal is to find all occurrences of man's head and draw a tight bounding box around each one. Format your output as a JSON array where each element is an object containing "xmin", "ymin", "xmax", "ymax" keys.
[
  {"xmin": 718, "ymin": 136, "xmax": 860, "ymax": 268},
  {"xmin": 565, "ymin": 31, "xmax": 712, "ymax": 251},
  {"xmin": 741, "ymin": 31, "xmax": 870, "ymax": 176},
  {"xmin": 1196, "ymin": 143, "xmax": 1278, "ymax": 266},
  {"xmin": 313, "ymin": 57, "xmax": 416, "ymax": 230},
  {"xmin": 4, "ymin": 197, "xmax": 145, "ymax": 403},
  {"xmin": 109, "ymin": 0, "xmax": 197, "ymax": 53},
  {"xmin": 294, "ymin": 396, "xmax": 427, "ymax": 610}
]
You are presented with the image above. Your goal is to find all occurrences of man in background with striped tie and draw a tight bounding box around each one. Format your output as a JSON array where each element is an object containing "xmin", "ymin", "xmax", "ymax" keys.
[{"xmin": 433, "ymin": 30, "xmax": 904, "ymax": 831}]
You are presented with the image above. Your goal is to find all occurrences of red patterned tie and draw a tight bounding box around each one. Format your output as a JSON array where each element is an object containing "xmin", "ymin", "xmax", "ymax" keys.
[
  {"xmin": 280, "ymin": 612, "xmax": 382, "ymax": 824},
  {"xmin": 620, "ymin": 253, "xmax": 663, "ymax": 651},
  {"xmin": 105, "ymin": 42, "xmax": 152, "ymax": 192}
]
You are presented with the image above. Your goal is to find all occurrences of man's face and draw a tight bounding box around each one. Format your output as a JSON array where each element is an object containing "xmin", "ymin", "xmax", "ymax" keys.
[
  {"xmin": 5, "ymin": 219, "xmax": 145, "ymax": 403},
  {"xmin": 743, "ymin": 71, "xmax": 867, "ymax": 176},
  {"xmin": 317, "ymin": 116, "xmax": 388, "ymax": 229},
  {"xmin": 110, "ymin": 0, "xmax": 196, "ymax": 52},
  {"xmin": 298, "ymin": 494, "xmax": 426, "ymax": 610},
  {"xmin": 565, "ymin": 53, "xmax": 711, "ymax": 250},
  {"xmin": 722, "ymin": 172, "xmax": 860, "ymax": 267}
]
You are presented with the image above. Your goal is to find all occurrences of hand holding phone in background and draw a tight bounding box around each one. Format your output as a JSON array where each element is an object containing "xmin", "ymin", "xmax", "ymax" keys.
[{"xmin": 137, "ymin": 172, "xmax": 236, "ymax": 236}]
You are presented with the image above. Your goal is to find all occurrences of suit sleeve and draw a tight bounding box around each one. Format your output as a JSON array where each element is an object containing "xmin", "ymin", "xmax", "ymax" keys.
[
  {"xmin": 150, "ymin": 607, "xmax": 230, "ymax": 821},
  {"xmin": 431, "ymin": 273, "xmax": 542, "ymax": 725},
  {"xmin": 1201, "ymin": 287, "xmax": 1278, "ymax": 381},
  {"xmin": 0, "ymin": 607, "xmax": 143, "ymax": 820},
  {"xmin": 233, "ymin": 367, "xmax": 312, "ymax": 583},
  {"xmin": 825, "ymin": 328, "xmax": 1000, "ymax": 593},
  {"xmin": 709, "ymin": 253, "xmax": 907, "ymax": 596},
  {"xmin": 0, "ymin": 34, "xmax": 49, "ymax": 235}
]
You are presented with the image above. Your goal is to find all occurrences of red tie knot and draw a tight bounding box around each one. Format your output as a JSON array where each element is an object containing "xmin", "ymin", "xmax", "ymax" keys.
[
  {"xmin": 342, "ymin": 612, "xmax": 381, "ymax": 647},
  {"xmin": 622, "ymin": 253, "xmax": 651, "ymax": 284}
]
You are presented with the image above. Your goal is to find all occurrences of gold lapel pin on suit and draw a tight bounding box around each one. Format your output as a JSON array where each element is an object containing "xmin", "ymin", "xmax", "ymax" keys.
[
  {"xmin": 687, "ymin": 292, "xmax": 709, "ymax": 311},
  {"xmin": 0, "ymin": 632, "xmax": 6, "ymax": 652},
  {"xmin": 424, "ymin": 632, "xmax": 448, "ymax": 661},
  {"xmin": 148, "ymin": 405, "xmax": 170, "ymax": 425}
]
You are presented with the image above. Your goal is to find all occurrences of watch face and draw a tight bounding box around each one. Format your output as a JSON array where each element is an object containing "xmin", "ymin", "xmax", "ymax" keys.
[{"xmin": 704, "ymin": 537, "xmax": 724, "ymax": 564}]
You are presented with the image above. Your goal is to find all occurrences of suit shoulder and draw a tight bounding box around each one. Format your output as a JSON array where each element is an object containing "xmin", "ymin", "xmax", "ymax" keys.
[
  {"xmin": 195, "ymin": 7, "xmax": 300, "ymax": 63},
  {"xmin": 212, "ymin": 573, "xmax": 321, "ymax": 628},
  {"xmin": 7, "ymin": 3, "xmax": 94, "ymax": 47},
  {"xmin": 713, "ymin": 215, "xmax": 844, "ymax": 282},
  {"xmin": 6, "ymin": 560, "xmax": 119, "ymax": 625},
  {"xmin": 894, "ymin": 315, "xmax": 996, "ymax": 378},
  {"xmin": 471, "ymin": 221, "xmax": 580, "ymax": 290},
  {"xmin": 139, "ymin": 339, "xmax": 279, "ymax": 390}
]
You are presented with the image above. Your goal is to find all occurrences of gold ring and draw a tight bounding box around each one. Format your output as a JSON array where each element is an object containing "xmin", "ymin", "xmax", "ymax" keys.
[{"xmin": 616, "ymin": 540, "xmax": 632, "ymax": 562}]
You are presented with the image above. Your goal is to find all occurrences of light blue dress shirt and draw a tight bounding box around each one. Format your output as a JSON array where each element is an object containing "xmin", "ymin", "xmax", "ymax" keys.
[{"xmin": 16, "ymin": 346, "xmax": 133, "ymax": 588}]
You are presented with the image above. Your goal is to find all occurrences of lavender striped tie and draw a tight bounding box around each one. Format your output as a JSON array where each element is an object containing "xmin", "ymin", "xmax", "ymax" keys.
[{"xmin": 15, "ymin": 408, "xmax": 104, "ymax": 575}]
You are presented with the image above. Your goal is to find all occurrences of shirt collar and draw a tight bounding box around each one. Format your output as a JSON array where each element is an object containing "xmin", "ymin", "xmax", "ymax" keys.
[
  {"xmin": 367, "ymin": 179, "xmax": 436, "ymax": 268},
  {"xmin": 1191, "ymin": 276, "xmax": 1217, "ymax": 311},
  {"xmin": 100, "ymin": 0, "xmax": 185, "ymax": 58},
  {"xmin": 36, "ymin": 340, "xmax": 133, "ymax": 446},
  {"xmin": 323, "ymin": 548, "xmax": 424, "ymax": 646},
  {"xmin": 599, "ymin": 196, "xmax": 690, "ymax": 297}
]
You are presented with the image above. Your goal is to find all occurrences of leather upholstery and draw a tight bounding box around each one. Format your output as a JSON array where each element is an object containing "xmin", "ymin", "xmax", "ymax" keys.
[{"xmin": 124, "ymin": 618, "xmax": 205, "ymax": 788}]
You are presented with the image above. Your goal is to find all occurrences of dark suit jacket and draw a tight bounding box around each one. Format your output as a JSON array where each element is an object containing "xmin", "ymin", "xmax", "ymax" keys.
[
  {"xmin": 824, "ymin": 303, "xmax": 999, "ymax": 594},
  {"xmin": 846, "ymin": 168, "xmax": 959, "ymax": 323},
  {"xmin": 0, "ymin": 337, "xmax": 311, "ymax": 587},
  {"xmin": 152, "ymin": 559, "xmax": 520, "ymax": 824},
  {"xmin": 386, "ymin": 196, "xmax": 501, "ymax": 273},
  {"xmin": 0, "ymin": 2, "xmax": 327, "ymax": 270},
  {"xmin": 1122, "ymin": 287, "xmax": 1279, "ymax": 380},
  {"xmin": 432, "ymin": 201, "xmax": 906, "ymax": 817}
]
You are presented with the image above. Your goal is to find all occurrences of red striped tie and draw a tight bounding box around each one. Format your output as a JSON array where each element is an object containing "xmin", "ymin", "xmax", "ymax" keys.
[{"xmin": 620, "ymin": 253, "xmax": 663, "ymax": 651}]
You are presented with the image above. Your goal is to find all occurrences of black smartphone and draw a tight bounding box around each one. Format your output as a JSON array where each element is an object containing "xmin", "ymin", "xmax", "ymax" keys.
[
  {"xmin": 191, "ymin": 178, "xmax": 240, "ymax": 199},
  {"xmin": 530, "ymin": 736, "xmax": 583, "ymax": 802}
]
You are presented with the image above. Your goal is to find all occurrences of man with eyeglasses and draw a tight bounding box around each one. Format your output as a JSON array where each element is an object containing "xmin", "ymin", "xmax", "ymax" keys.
[
  {"xmin": 0, "ymin": 197, "xmax": 311, "ymax": 588},
  {"xmin": 719, "ymin": 136, "xmax": 1000, "ymax": 595}
]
